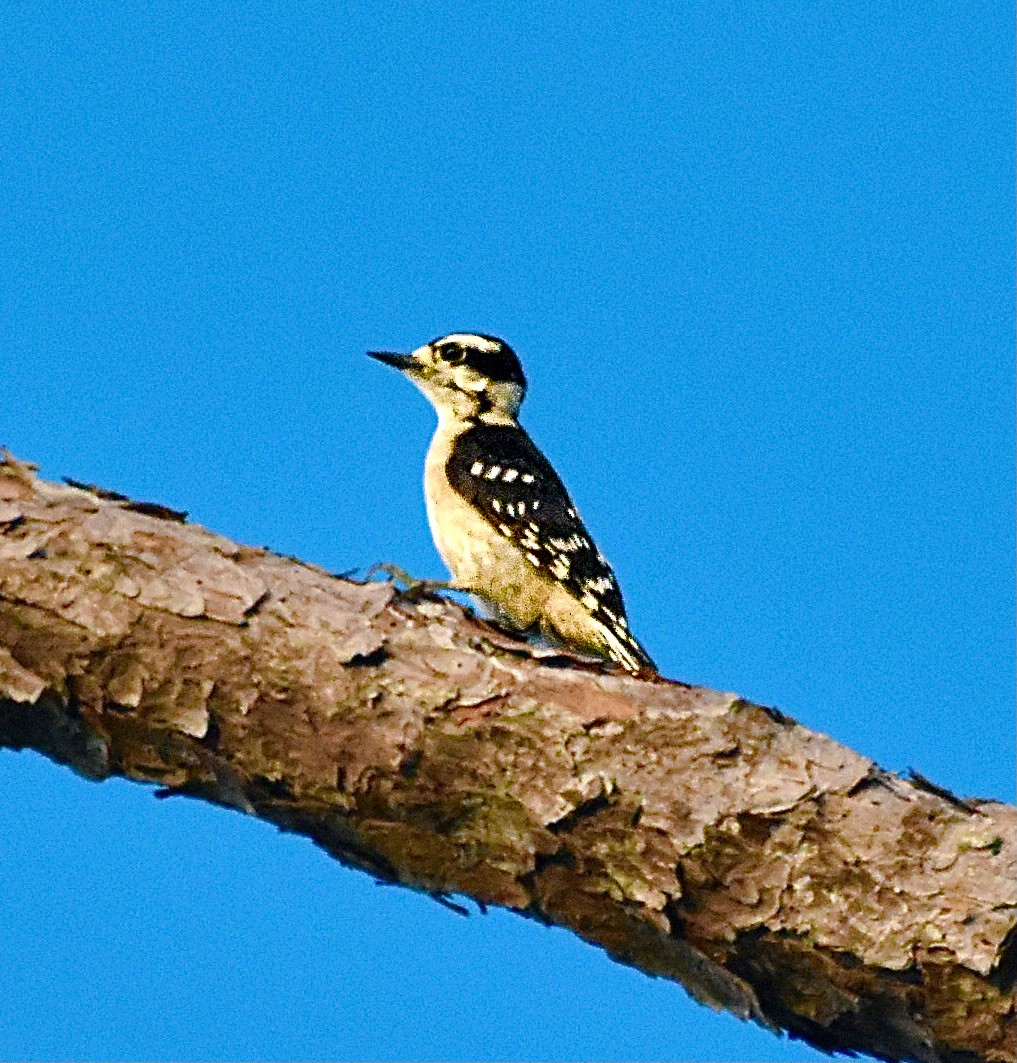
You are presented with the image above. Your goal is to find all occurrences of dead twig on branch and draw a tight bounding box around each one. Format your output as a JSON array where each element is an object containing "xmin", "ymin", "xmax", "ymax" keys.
[{"xmin": 0, "ymin": 452, "xmax": 1013, "ymax": 1063}]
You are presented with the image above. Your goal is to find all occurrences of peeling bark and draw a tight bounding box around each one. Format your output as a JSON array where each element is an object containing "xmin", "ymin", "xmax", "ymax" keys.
[{"xmin": 0, "ymin": 453, "xmax": 1013, "ymax": 1063}]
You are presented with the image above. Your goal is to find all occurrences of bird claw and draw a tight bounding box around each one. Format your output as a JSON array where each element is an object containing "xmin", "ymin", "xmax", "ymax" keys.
[{"xmin": 366, "ymin": 563, "xmax": 458, "ymax": 602}]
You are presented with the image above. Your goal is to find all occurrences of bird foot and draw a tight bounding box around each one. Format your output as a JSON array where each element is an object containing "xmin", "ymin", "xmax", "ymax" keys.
[{"xmin": 366, "ymin": 563, "xmax": 460, "ymax": 602}]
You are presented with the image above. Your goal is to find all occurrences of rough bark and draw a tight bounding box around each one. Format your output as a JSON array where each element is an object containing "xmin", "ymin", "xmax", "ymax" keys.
[{"xmin": 0, "ymin": 452, "xmax": 1013, "ymax": 1063}]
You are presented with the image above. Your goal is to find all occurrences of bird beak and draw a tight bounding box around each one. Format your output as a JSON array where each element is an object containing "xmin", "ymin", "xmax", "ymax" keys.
[{"xmin": 367, "ymin": 350, "xmax": 418, "ymax": 373}]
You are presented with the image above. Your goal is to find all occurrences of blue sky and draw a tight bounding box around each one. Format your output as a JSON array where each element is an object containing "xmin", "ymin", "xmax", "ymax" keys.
[{"xmin": 1, "ymin": 2, "xmax": 1013, "ymax": 1060}]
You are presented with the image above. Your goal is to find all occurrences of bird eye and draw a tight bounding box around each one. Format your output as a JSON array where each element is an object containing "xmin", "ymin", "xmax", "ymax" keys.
[{"xmin": 438, "ymin": 343, "xmax": 466, "ymax": 364}]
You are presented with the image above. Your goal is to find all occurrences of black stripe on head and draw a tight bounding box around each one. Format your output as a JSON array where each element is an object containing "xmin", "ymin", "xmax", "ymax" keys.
[{"xmin": 430, "ymin": 334, "xmax": 526, "ymax": 389}]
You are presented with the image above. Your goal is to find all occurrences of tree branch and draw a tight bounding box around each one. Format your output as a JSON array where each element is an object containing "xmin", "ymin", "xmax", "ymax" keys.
[{"xmin": 0, "ymin": 453, "xmax": 1013, "ymax": 1063}]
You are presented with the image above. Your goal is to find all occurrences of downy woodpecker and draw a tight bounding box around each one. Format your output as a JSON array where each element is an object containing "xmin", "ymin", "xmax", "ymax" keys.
[{"xmin": 368, "ymin": 333, "xmax": 655, "ymax": 674}]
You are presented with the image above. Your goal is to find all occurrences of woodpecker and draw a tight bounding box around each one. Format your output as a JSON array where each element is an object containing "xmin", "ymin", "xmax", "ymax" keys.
[{"xmin": 367, "ymin": 333, "xmax": 656, "ymax": 675}]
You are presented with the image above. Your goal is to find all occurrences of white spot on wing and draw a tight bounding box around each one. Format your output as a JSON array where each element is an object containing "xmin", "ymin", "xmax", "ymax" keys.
[
  {"xmin": 470, "ymin": 462, "xmax": 484, "ymax": 476},
  {"xmin": 521, "ymin": 473, "xmax": 535, "ymax": 483},
  {"xmin": 599, "ymin": 623, "xmax": 642, "ymax": 673},
  {"xmin": 585, "ymin": 575, "xmax": 614, "ymax": 594},
  {"xmin": 485, "ymin": 466, "xmax": 502, "ymax": 479},
  {"xmin": 503, "ymin": 469, "xmax": 519, "ymax": 482}
]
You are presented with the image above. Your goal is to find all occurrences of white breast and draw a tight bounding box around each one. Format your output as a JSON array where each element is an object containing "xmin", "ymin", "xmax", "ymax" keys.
[
  {"xmin": 423, "ymin": 417, "xmax": 549, "ymax": 629},
  {"xmin": 424, "ymin": 419, "xmax": 494, "ymax": 585}
]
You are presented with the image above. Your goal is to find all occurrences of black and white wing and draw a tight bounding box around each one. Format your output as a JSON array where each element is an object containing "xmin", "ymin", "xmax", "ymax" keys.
[{"xmin": 446, "ymin": 423, "xmax": 655, "ymax": 672}]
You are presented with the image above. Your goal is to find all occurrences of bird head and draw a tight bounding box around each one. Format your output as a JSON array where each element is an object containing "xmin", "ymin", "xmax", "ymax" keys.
[{"xmin": 368, "ymin": 333, "xmax": 526, "ymax": 421}]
